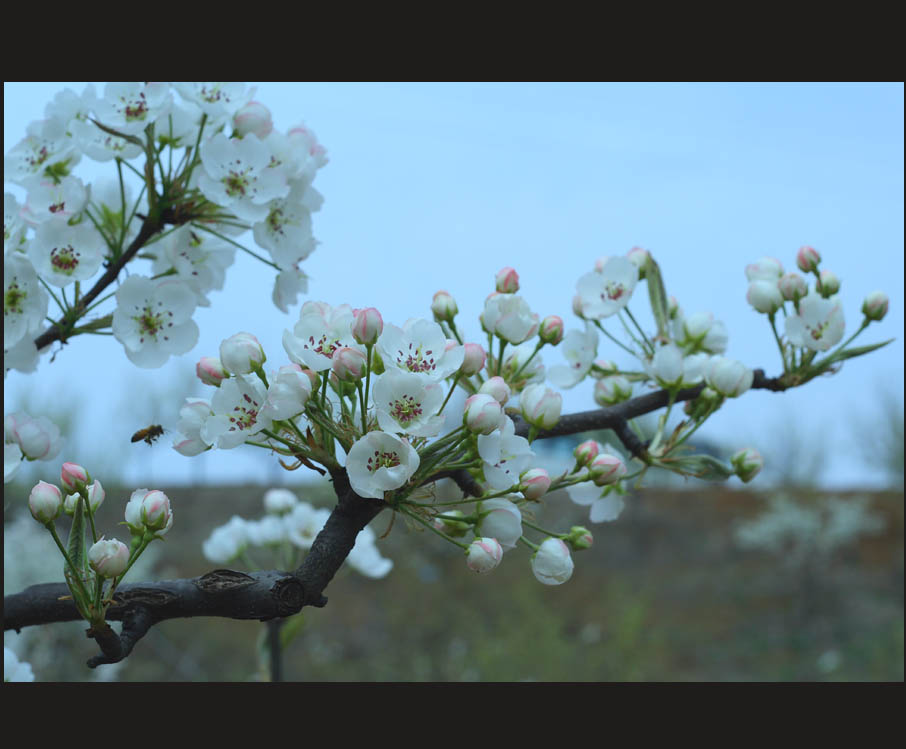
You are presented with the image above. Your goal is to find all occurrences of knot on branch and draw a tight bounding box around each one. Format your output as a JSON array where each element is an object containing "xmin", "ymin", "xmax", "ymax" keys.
[
  {"xmin": 86, "ymin": 606, "xmax": 153, "ymax": 668},
  {"xmin": 196, "ymin": 569, "xmax": 255, "ymax": 592}
]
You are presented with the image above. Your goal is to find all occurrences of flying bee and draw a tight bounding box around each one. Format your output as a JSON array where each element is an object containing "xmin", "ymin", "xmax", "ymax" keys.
[{"xmin": 131, "ymin": 424, "xmax": 165, "ymax": 446}]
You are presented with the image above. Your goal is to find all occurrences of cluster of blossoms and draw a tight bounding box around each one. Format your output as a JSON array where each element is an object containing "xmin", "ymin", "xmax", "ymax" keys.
[
  {"xmin": 169, "ymin": 269, "xmax": 620, "ymax": 585},
  {"xmin": 202, "ymin": 487, "xmax": 392, "ymax": 578},
  {"xmin": 24, "ymin": 461, "xmax": 172, "ymax": 630},
  {"xmin": 166, "ymin": 249, "xmax": 888, "ymax": 585},
  {"xmin": 4, "ymin": 82, "xmax": 327, "ymax": 375},
  {"xmin": 743, "ymin": 248, "xmax": 888, "ymax": 373}
]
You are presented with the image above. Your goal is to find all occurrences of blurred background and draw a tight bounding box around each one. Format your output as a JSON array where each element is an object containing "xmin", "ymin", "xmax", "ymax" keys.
[{"xmin": 4, "ymin": 82, "xmax": 903, "ymax": 681}]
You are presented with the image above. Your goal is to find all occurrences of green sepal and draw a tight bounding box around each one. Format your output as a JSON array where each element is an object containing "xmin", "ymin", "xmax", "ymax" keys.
[{"xmin": 645, "ymin": 256, "xmax": 670, "ymax": 342}]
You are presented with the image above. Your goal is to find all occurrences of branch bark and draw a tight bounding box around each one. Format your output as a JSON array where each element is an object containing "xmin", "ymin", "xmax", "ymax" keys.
[{"xmin": 2, "ymin": 368, "xmax": 789, "ymax": 666}]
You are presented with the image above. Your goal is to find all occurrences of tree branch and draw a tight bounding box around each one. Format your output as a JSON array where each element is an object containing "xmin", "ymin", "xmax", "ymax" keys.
[{"xmin": 2, "ymin": 368, "xmax": 791, "ymax": 665}]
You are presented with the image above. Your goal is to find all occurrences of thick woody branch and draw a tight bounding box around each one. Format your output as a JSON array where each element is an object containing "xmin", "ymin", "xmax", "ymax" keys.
[
  {"xmin": 2, "ymin": 368, "xmax": 790, "ymax": 663},
  {"xmin": 32, "ymin": 207, "xmax": 194, "ymax": 352}
]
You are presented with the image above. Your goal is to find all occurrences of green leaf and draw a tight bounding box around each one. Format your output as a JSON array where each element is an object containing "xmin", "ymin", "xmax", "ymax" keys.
[
  {"xmin": 66, "ymin": 495, "xmax": 87, "ymax": 578},
  {"xmin": 672, "ymin": 454, "xmax": 734, "ymax": 481},
  {"xmin": 645, "ymin": 256, "xmax": 670, "ymax": 342}
]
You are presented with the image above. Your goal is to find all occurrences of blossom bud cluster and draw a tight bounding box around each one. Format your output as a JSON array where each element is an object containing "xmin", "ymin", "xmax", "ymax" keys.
[{"xmin": 5, "ymin": 82, "xmax": 330, "ymax": 377}]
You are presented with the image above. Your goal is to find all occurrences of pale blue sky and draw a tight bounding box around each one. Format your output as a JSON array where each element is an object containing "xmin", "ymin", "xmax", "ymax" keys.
[{"xmin": 4, "ymin": 82, "xmax": 904, "ymax": 489}]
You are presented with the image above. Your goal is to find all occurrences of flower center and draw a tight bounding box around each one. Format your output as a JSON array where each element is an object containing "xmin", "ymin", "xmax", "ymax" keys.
[
  {"xmin": 223, "ymin": 169, "xmax": 252, "ymax": 198},
  {"xmin": 307, "ymin": 333, "xmax": 341, "ymax": 358},
  {"xmin": 390, "ymin": 395, "xmax": 422, "ymax": 425},
  {"xmin": 133, "ymin": 303, "xmax": 175, "ymax": 344},
  {"xmin": 397, "ymin": 342, "xmax": 436, "ymax": 374},
  {"xmin": 5, "ymin": 283, "xmax": 25, "ymax": 315},
  {"xmin": 119, "ymin": 93, "xmax": 149, "ymax": 122},
  {"xmin": 367, "ymin": 449, "xmax": 401, "ymax": 473},
  {"xmin": 50, "ymin": 243, "xmax": 81, "ymax": 274},
  {"xmin": 602, "ymin": 281, "xmax": 626, "ymax": 301},
  {"xmin": 229, "ymin": 392, "xmax": 261, "ymax": 432}
]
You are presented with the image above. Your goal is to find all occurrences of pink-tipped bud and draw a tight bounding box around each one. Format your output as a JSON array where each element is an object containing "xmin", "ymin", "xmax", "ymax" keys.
[
  {"xmin": 538, "ymin": 315, "xmax": 565, "ymax": 345},
  {"xmin": 460, "ymin": 343, "xmax": 487, "ymax": 375},
  {"xmin": 626, "ymin": 246, "xmax": 650, "ymax": 278},
  {"xmin": 60, "ymin": 462, "xmax": 89, "ymax": 493},
  {"xmin": 574, "ymin": 440, "xmax": 600, "ymax": 467},
  {"xmin": 28, "ymin": 480, "xmax": 63, "ymax": 524},
  {"xmin": 352, "ymin": 307, "xmax": 383, "ymax": 345},
  {"xmin": 731, "ymin": 448, "xmax": 763, "ymax": 483},
  {"xmin": 565, "ymin": 525, "xmax": 594, "ymax": 551},
  {"xmin": 233, "ymin": 101, "xmax": 274, "ymax": 139},
  {"xmin": 519, "ymin": 468, "xmax": 551, "ymax": 500},
  {"xmin": 594, "ymin": 375, "xmax": 633, "ymax": 406},
  {"xmin": 778, "ymin": 272, "xmax": 808, "ymax": 302},
  {"xmin": 816, "ymin": 269, "xmax": 840, "ymax": 297},
  {"xmin": 796, "ymin": 245, "xmax": 821, "ymax": 273},
  {"xmin": 862, "ymin": 291, "xmax": 889, "ymax": 322},
  {"xmin": 197, "ymin": 356, "xmax": 229, "ymax": 387},
  {"xmin": 520, "ymin": 384, "xmax": 562, "ymax": 430},
  {"xmin": 495, "ymin": 266, "xmax": 520, "ymax": 294},
  {"xmin": 478, "ymin": 376, "xmax": 510, "ymax": 405},
  {"xmin": 433, "ymin": 509, "xmax": 470, "ymax": 537},
  {"xmin": 572, "ymin": 294, "xmax": 586, "ymax": 319},
  {"xmin": 88, "ymin": 537, "xmax": 130, "ymax": 578},
  {"xmin": 745, "ymin": 256, "xmax": 784, "ymax": 281},
  {"xmin": 431, "ymin": 290, "xmax": 458, "ymax": 323},
  {"xmin": 466, "ymin": 537, "xmax": 504, "ymax": 573},
  {"xmin": 331, "ymin": 347, "xmax": 367, "ymax": 381},
  {"xmin": 220, "ymin": 332, "xmax": 266, "ymax": 375},
  {"xmin": 589, "ymin": 453, "xmax": 627, "ymax": 486},
  {"xmin": 463, "ymin": 393, "xmax": 504, "ymax": 435},
  {"xmin": 140, "ymin": 490, "xmax": 173, "ymax": 533}
]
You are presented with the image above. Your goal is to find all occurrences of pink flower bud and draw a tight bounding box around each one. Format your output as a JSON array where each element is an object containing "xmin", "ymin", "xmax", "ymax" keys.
[
  {"xmin": 538, "ymin": 315, "xmax": 564, "ymax": 345},
  {"xmin": 466, "ymin": 537, "xmax": 504, "ymax": 573},
  {"xmin": 85, "ymin": 479, "xmax": 105, "ymax": 512},
  {"xmin": 233, "ymin": 101, "xmax": 274, "ymax": 139},
  {"xmin": 460, "ymin": 343, "xmax": 486, "ymax": 376},
  {"xmin": 531, "ymin": 538, "xmax": 574, "ymax": 585},
  {"xmin": 478, "ymin": 376, "xmax": 511, "ymax": 405},
  {"xmin": 88, "ymin": 537, "xmax": 130, "ymax": 578},
  {"xmin": 60, "ymin": 462, "xmax": 89, "ymax": 493},
  {"xmin": 495, "ymin": 266, "xmax": 520, "ymax": 294},
  {"xmin": 796, "ymin": 245, "xmax": 821, "ymax": 273},
  {"xmin": 572, "ymin": 294, "xmax": 587, "ymax": 319},
  {"xmin": 196, "ymin": 356, "xmax": 229, "ymax": 386},
  {"xmin": 565, "ymin": 525, "xmax": 594, "ymax": 551},
  {"xmin": 220, "ymin": 332, "xmax": 266, "ymax": 375},
  {"xmin": 574, "ymin": 440, "xmax": 600, "ymax": 466},
  {"xmin": 731, "ymin": 448, "xmax": 763, "ymax": 483},
  {"xmin": 862, "ymin": 291, "xmax": 889, "ymax": 322},
  {"xmin": 816, "ymin": 270, "xmax": 840, "ymax": 297},
  {"xmin": 778, "ymin": 272, "xmax": 808, "ymax": 302},
  {"xmin": 331, "ymin": 347, "xmax": 367, "ymax": 381},
  {"xmin": 5, "ymin": 412, "xmax": 62, "ymax": 461},
  {"xmin": 28, "ymin": 480, "xmax": 63, "ymax": 523},
  {"xmin": 520, "ymin": 468, "xmax": 551, "ymax": 500},
  {"xmin": 626, "ymin": 246, "xmax": 650, "ymax": 277},
  {"xmin": 520, "ymin": 384, "xmax": 562, "ymax": 430},
  {"xmin": 589, "ymin": 453, "xmax": 626, "ymax": 486},
  {"xmin": 746, "ymin": 280, "xmax": 783, "ymax": 314},
  {"xmin": 745, "ymin": 256, "xmax": 784, "ymax": 281},
  {"xmin": 352, "ymin": 307, "xmax": 383, "ymax": 345},
  {"xmin": 431, "ymin": 290, "xmax": 458, "ymax": 322},
  {"xmin": 140, "ymin": 489, "xmax": 173, "ymax": 534},
  {"xmin": 463, "ymin": 393, "xmax": 504, "ymax": 435},
  {"xmin": 589, "ymin": 359, "xmax": 618, "ymax": 379},
  {"xmin": 594, "ymin": 376, "xmax": 633, "ymax": 406}
]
